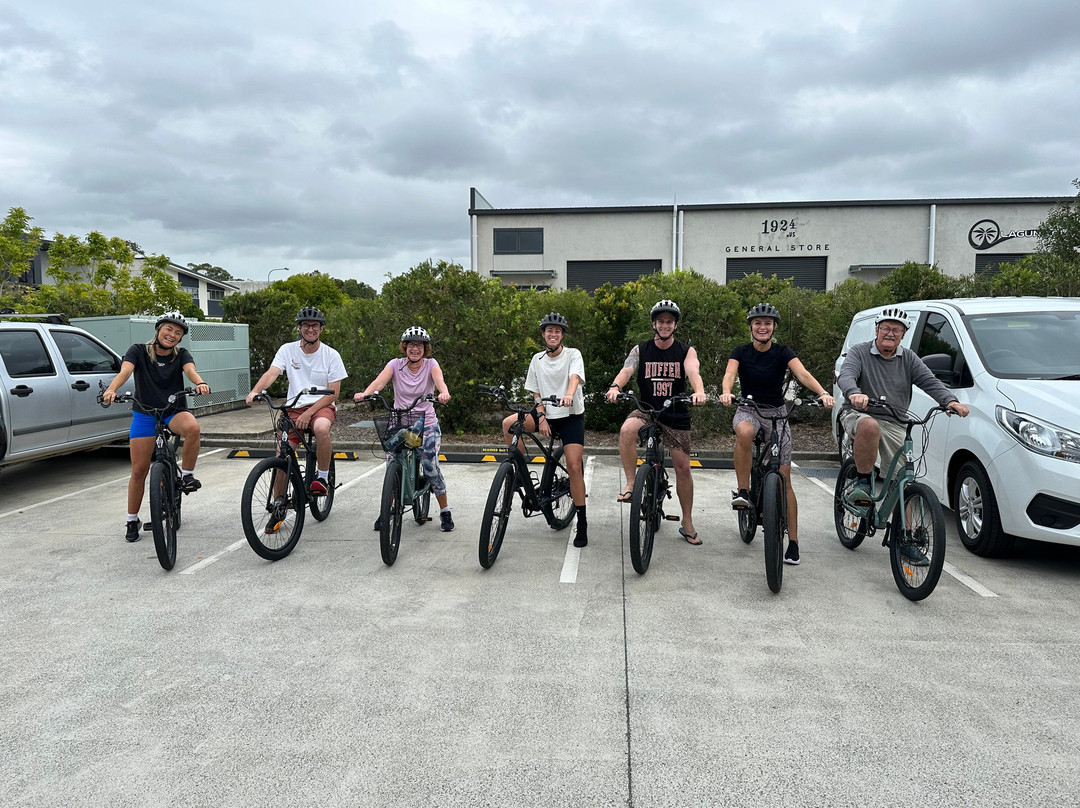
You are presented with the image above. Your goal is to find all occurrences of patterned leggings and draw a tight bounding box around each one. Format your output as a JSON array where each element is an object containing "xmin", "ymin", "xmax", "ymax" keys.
[{"xmin": 418, "ymin": 423, "xmax": 447, "ymax": 496}]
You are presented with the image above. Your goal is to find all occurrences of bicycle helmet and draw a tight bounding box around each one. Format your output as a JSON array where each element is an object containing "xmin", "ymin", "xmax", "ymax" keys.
[
  {"xmin": 400, "ymin": 326, "xmax": 431, "ymax": 343},
  {"xmin": 650, "ymin": 299, "xmax": 681, "ymax": 322},
  {"xmin": 295, "ymin": 306, "xmax": 325, "ymax": 325},
  {"xmin": 155, "ymin": 311, "xmax": 189, "ymax": 335},
  {"xmin": 539, "ymin": 312, "xmax": 569, "ymax": 333},
  {"xmin": 746, "ymin": 303, "xmax": 780, "ymax": 324},
  {"xmin": 875, "ymin": 307, "xmax": 910, "ymax": 330}
]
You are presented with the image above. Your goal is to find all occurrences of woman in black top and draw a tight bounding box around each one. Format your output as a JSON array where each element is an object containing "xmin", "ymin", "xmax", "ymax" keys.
[
  {"xmin": 102, "ymin": 312, "xmax": 210, "ymax": 542},
  {"xmin": 719, "ymin": 304, "xmax": 834, "ymax": 565}
]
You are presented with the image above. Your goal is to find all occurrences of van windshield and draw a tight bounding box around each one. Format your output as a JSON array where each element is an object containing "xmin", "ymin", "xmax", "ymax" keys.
[{"xmin": 965, "ymin": 311, "xmax": 1080, "ymax": 379}]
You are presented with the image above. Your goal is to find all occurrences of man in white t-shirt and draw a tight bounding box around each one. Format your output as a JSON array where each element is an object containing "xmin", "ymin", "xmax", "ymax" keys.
[{"xmin": 246, "ymin": 307, "xmax": 348, "ymax": 497}]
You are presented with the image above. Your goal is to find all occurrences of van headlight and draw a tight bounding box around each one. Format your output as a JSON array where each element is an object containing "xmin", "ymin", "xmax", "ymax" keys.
[{"xmin": 996, "ymin": 407, "xmax": 1080, "ymax": 463}]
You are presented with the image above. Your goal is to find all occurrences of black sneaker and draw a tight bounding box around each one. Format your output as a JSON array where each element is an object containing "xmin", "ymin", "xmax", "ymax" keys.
[
  {"xmin": 181, "ymin": 474, "xmax": 202, "ymax": 493},
  {"xmin": 899, "ymin": 541, "xmax": 930, "ymax": 567},
  {"xmin": 373, "ymin": 516, "xmax": 382, "ymax": 532},
  {"xmin": 265, "ymin": 501, "xmax": 285, "ymax": 535},
  {"xmin": 440, "ymin": 511, "xmax": 455, "ymax": 532},
  {"xmin": 784, "ymin": 541, "xmax": 801, "ymax": 565},
  {"xmin": 731, "ymin": 489, "xmax": 750, "ymax": 510},
  {"xmin": 125, "ymin": 519, "xmax": 142, "ymax": 542},
  {"xmin": 573, "ymin": 526, "xmax": 588, "ymax": 548}
]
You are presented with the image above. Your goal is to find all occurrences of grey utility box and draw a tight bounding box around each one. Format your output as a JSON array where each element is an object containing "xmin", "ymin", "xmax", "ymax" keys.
[{"xmin": 73, "ymin": 316, "xmax": 250, "ymax": 412}]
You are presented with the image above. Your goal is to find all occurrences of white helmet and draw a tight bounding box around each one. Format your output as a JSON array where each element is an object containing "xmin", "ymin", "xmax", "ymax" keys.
[
  {"xmin": 400, "ymin": 326, "xmax": 431, "ymax": 343},
  {"xmin": 875, "ymin": 307, "xmax": 911, "ymax": 330}
]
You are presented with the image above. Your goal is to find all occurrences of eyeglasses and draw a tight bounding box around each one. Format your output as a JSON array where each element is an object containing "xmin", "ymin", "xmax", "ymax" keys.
[
  {"xmin": 878, "ymin": 326, "xmax": 905, "ymax": 336},
  {"xmin": 300, "ymin": 323, "xmax": 322, "ymax": 331}
]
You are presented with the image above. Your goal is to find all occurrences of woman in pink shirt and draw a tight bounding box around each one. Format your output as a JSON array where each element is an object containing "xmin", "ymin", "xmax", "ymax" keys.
[{"xmin": 355, "ymin": 327, "xmax": 454, "ymax": 531}]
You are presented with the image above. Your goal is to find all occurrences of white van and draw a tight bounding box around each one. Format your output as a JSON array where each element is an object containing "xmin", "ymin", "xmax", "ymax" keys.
[{"xmin": 832, "ymin": 298, "xmax": 1080, "ymax": 557}]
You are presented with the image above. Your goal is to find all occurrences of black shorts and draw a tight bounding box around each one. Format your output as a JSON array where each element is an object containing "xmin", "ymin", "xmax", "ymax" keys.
[{"xmin": 546, "ymin": 413, "xmax": 585, "ymax": 446}]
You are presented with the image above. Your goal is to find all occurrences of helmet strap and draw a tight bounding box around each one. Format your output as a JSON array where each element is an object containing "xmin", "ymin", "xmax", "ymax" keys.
[{"xmin": 300, "ymin": 333, "xmax": 319, "ymax": 346}]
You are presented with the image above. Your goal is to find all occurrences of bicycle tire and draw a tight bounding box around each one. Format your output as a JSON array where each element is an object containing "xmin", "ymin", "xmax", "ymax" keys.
[
  {"xmin": 540, "ymin": 444, "xmax": 577, "ymax": 530},
  {"xmin": 890, "ymin": 482, "xmax": 946, "ymax": 601},
  {"xmin": 479, "ymin": 462, "xmax": 515, "ymax": 569},
  {"xmin": 149, "ymin": 461, "xmax": 177, "ymax": 571},
  {"xmin": 412, "ymin": 458, "xmax": 431, "ymax": 524},
  {"xmin": 762, "ymin": 472, "xmax": 785, "ymax": 593},
  {"xmin": 169, "ymin": 435, "xmax": 183, "ymax": 530},
  {"xmin": 241, "ymin": 456, "xmax": 305, "ymax": 560},
  {"xmin": 307, "ymin": 454, "xmax": 336, "ymax": 522},
  {"xmin": 739, "ymin": 462, "xmax": 761, "ymax": 543},
  {"xmin": 834, "ymin": 458, "xmax": 868, "ymax": 550},
  {"xmin": 380, "ymin": 461, "xmax": 404, "ymax": 566},
  {"xmin": 629, "ymin": 463, "xmax": 659, "ymax": 575}
]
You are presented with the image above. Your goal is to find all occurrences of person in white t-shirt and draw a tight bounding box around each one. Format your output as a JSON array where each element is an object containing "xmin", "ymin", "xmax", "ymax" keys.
[
  {"xmin": 501, "ymin": 312, "xmax": 589, "ymax": 546},
  {"xmin": 245, "ymin": 307, "xmax": 348, "ymax": 497}
]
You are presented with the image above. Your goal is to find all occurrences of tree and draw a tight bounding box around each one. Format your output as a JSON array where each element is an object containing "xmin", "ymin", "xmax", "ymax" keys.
[
  {"xmin": 188, "ymin": 261, "xmax": 235, "ymax": 282},
  {"xmin": 1036, "ymin": 178, "xmax": 1080, "ymax": 263},
  {"xmin": 335, "ymin": 277, "xmax": 378, "ymax": 299},
  {"xmin": 1, "ymin": 207, "xmax": 45, "ymax": 298}
]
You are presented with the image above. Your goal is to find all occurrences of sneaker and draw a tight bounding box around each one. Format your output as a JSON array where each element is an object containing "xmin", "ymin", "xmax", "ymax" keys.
[
  {"xmin": 573, "ymin": 526, "xmax": 588, "ymax": 548},
  {"xmin": 440, "ymin": 511, "xmax": 455, "ymax": 532},
  {"xmin": 180, "ymin": 474, "xmax": 202, "ymax": 493},
  {"xmin": 265, "ymin": 502, "xmax": 285, "ymax": 535},
  {"xmin": 899, "ymin": 541, "xmax": 930, "ymax": 567},
  {"xmin": 309, "ymin": 478, "xmax": 328, "ymax": 496},
  {"xmin": 125, "ymin": 519, "xmax": 142, "ymax": 542},
  {"xmin": 784, "ymin": 542, "xmax": 801, "ymax": 565},
  {"xmin": 373, "ymin": 516, "xmax": 382, "ymax": 532},
  {"xmin": 731, "ymin": 489, "xmax": 750, "ymax": 510},
  {"xmin": 846, "ymin": 480, "xmax": 872, "ymax": 508}
]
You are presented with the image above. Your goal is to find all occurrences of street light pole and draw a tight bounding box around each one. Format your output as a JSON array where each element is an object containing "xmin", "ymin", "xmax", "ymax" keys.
[{"xmin": 267, "ymin": 266, "xmax": 290, "ymax": 282}]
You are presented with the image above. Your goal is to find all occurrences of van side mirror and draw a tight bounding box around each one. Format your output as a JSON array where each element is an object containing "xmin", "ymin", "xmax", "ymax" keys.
[{"xmin": 922, "ymin": 353, "xmax": 958, "ymax": 385}]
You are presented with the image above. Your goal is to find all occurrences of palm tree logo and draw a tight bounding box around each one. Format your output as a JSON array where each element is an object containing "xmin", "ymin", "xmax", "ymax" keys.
[{"xmin": 968, "ymin": 219, "xmax": 1001, "ymax": 250}]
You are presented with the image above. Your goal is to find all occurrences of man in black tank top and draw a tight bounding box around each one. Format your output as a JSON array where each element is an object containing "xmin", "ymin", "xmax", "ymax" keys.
[{"xmin": 605, "ymin": 300, "xmax": 707, "ymax": 544}]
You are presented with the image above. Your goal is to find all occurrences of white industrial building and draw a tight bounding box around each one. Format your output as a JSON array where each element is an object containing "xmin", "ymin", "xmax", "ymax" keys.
[{"xmin": 469, "ymin": 188, "xmax": 1070, "ymax": 292}]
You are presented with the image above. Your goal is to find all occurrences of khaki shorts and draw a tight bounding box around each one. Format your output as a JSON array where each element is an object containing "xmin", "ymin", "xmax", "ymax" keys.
[
  {"xmin": 839, "ymin": 410, "xmax": 906, "ymax": 477},
  {"xmin": 628, "ymin": 410, "xmax": 691, "ymax": 456}
]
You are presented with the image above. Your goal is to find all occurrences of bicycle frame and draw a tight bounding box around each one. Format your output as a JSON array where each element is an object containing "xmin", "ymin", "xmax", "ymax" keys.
[{"xmin": 361, "ymin": 392, "xmax": 436, "ymax": 509}]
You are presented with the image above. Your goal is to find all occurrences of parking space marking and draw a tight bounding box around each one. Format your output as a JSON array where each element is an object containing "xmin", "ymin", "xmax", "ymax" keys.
[
  {"xmin": 559, "ymin": 455, "xmax": 595, "ymax": 584},
  {"xmin": 0, "ymin": 448, "xmax": 227, "ymax": 521},
  {"xmin": 943, "ymin": 561, "xmax": 999, "ymax": 597}
]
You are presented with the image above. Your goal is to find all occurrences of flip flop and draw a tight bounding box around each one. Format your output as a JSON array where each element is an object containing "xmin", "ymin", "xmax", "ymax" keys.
[
  {"xmin": 679, "ymin": 527, "xmax": 702, "ymax": 545},
  {"xmin": 616, "ymin": 487, "xmax": 633, "ymax": 504}
]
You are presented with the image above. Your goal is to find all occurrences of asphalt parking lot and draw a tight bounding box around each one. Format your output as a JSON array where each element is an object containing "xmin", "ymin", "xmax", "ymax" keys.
[{"xmin": 3, "ymin": 445, "xmax": 1079, "ymax": 807}]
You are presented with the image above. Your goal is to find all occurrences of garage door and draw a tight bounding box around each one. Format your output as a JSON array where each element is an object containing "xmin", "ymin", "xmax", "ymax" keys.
[
  {"xmin": 726, "ymin": 257, "xmax": 827, "ymax": 290},
  {"xmin": 566, "ymin": 260, "xmax": 662, "ymax": 292}
]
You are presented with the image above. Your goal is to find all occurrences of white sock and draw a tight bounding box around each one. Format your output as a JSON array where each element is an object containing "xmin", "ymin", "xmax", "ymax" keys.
[
  {"xmin": 127, "ymin": 513, "xmax": 139, "ymax": 522},
  {"xmin": 318, "ymin": 470, "xmax": 329, "ymax": 481},
  {"xmin": 181, "ymin": 469, "xmax": 194, "ymax": 477}
]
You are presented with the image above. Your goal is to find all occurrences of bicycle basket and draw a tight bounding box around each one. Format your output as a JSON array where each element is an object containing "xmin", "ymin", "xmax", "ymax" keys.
[{"xmin": 373, "ymin": 411, "xmax": 425, "ymax": 453}]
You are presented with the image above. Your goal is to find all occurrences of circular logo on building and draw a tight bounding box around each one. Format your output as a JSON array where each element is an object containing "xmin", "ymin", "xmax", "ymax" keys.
[{"xmin": 968, "ymin": 219, "xmax": 1001, "ymax": 250}]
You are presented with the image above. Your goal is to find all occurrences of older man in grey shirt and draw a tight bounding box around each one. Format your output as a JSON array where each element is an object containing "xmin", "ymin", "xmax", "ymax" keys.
[{"xmin": 837, "ymin": 307, "xmax": 969, "ymax": 505}]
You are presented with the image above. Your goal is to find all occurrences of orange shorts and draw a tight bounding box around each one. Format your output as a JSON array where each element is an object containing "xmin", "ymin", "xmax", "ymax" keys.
[{"xmin": 283, "ymin": 405, "xmax": 336, "ymax": 443}]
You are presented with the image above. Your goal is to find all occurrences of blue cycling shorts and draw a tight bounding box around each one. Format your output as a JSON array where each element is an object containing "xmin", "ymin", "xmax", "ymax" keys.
[{"xmin": 129, "ymin": 411, "xmax": 178, "ymax": 439}]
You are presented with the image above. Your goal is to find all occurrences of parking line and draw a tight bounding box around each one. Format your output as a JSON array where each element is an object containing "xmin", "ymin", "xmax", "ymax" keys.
[
  {"xmin": 559, "ymin": 455, "xmax": 594, "ymax": 584},
  {"xmin": 0, "ymin": 448, "xmax": 226, "ymax": 521}
]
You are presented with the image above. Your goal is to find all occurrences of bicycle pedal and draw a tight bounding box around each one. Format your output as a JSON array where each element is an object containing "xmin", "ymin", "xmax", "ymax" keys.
[
  {"xmin": 143, "ymin": 522, "xmax": 154, "ymax": 532},
  {"xmin": 732, "ymin": 503, "xmax": 749, "ymax": 511},
  {"xmin": 419, "ymin": 517, "xmax": 433, "ymax": 523},
  {"xmin": 663, "ymin": 514, "xmax": 680, "ymax": 521}
]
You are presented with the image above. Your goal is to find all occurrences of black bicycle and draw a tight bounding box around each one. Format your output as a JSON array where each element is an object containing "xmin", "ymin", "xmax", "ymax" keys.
[
  {"xmin": 614, "ymin": 390, "xmax": 693, "ymax": 575},
  {"xmin": 357, "ymin": 392, "xmax": 438, "ymax": 566},
  {"xmin": 240, "ymin": 388, "xmax": 339, "ymax": 560},
  {"xmin": 99, "ymin": 382, "xmax": 199, "ymax": 571},
  {"xmin": 733, "ymin": 395, "xmax": 823, "ymax": 593},
  {"xmin": 477, "ymin": 384, "xmax": 577, "ymax": 569}
]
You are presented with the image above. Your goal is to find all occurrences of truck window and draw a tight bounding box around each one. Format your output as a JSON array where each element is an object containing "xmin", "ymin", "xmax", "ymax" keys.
[
  {"xmin": 51, "ymin": 330, "xmax": 122, "ymax": 374},
  {"xmin": 0, "ymin": 331, "xmax": 57, "ymax": 378}
]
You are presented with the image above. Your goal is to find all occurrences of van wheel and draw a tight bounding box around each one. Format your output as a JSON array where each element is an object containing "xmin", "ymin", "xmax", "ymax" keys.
[{"xmin": 953, "ymin": 460, "xmax": 1014, "ymax": 557}]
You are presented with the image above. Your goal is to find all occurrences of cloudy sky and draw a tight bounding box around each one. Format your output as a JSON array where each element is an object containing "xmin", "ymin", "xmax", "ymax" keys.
[{"xmin": 4, "ymin": 0, "xmax": 1079, "ymax": 287}]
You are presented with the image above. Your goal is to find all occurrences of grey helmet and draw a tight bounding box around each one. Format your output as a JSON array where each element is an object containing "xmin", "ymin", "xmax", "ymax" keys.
[
  {"xmin": 650, "ymin": 299, "xmax": 681, "ymax": 323},
  {"xmin": 155, "ymin": 311, "xmax": 189, "ymax": 335},
  {"xmin": 400, "ymin": 326, "xmax": 431, "ymax": 343},
  {"xmin": 746, "ymin": 303, "xmax": 781, "ymax": 324},
  {"xmin": 295, "ymin": 306, "xmax": 325, "ymax": 325},
  {"xmin": 875, "ymin": 306, "xmax": 911, "ymax": 330},
  {"xmin": 539, "ymin": 312, "xmax": 569, "ymax": 333}
]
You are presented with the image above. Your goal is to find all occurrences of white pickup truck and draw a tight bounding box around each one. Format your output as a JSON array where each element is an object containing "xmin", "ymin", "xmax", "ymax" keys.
[{"xmin": 0, "ymin": 314, "xmax": 133, "ymax": 469}]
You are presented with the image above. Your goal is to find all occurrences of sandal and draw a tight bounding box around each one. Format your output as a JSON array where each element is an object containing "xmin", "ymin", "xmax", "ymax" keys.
[
  {"xmin": 679, "ymin": 527, "xmax": 702, "ymax": 545},
  {"xmin": 616, "ymin": 486, "xmax": 633, "ymax": 503}
]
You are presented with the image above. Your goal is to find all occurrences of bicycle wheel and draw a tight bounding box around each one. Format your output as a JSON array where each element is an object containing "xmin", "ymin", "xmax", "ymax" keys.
[
  {"xmin": 762, "ymin": 472, "xmax": 785, "ymax": 593},
  {"xmin": 412, "ymin": 458, "xmax": 431, "ymax": 524},
  {"xmin": 307, "ymin": 454, "xmax": 336, "ymax": 522},
  {"xmin": 380, "ymin": 461, "xmax": 404, "ymax": 566},
  {"xmin": 834, "ymin": 458, "xmax": 868, "ymax": 550},
  {"xmin": 890, "ymin": 481, "xmax": 946, "ymax": 601},
  {"xmin": 241, "ymin": 456, "xmax": 305, "ymax": 560},
  {"xmin": 173, "ymin": 465, "xmax": 183, "ymax": 531},
  {"xmin": 479, "ymin": 462, "xmax": 516, "ymax": 569},
  {"xmin": 169, "ymin": 435, "xmax": 183, "ymax": 530},
  {"xmin": 629, "ymin": 463, "xmax": 659, "ymax": 575},
  {"xmin": 149, "ymin": 461, "xmax": 178, "ymax": 571},
  {"xmin": 540, "ymin": 445, "xmax": 577, "ymax": 530},
  {"xmin": 739, "ymin": 463, "xmax": 760, "ymax": 543}
]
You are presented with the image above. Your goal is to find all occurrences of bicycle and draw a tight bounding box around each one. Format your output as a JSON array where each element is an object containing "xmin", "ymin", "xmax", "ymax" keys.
[
  {"xmin": 357, "ymin": 392, "xmax": 438, "ymax": 566},
  {"xmin": 732, "ymin": 395, "xmax": 824, "ymax": 593},
  {"xmin": 613, "ymin": 390, "xmax": 694, "ymax": 575},
  {"xmin": 477, "ymin": 384, "xmax": 577, "ymax": 569},
  {"xmin": 833, "ymin": 399, "xmax": 949, "ymax": 601},
  {"xmin": 98, "ymin": 381, "xmax": 199, "ymax": 571},
  {"xmin": 240, "ymin": 387, "xmax": 339, "ymax": 561}
]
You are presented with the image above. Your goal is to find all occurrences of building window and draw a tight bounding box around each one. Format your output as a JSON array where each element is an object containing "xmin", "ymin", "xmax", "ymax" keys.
[
  {"xmin": 494, "ymin": 228, "xmax": 543, "ymax": 255},
  {"xmin": 208, "ymin": 289, "xmax": 224, "ymax": 301}
]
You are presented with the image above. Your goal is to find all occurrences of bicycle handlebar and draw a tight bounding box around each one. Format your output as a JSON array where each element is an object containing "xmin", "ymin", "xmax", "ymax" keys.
[
  {"xmin": 843, "ymin": 397, "xmax": 950, "ymax": 425},
  {"xmin": 478, "ymin": 384, "xmax": 559, "ymax": 413},
  {"xmin": 734, "ymin": 395, "xmax": 824, "ymax": 418},
  {"xmin": 98, "ymin": 381, "xmax": 202, "ymax": 411},
  {"xmin": 251, "ymin": 387, "xmax": 337, "ymax": 411},
  {"xmin": 356, "ymin": 392, "xmax": 437, "ymax": 413},
  {"xmin": 612, "ymin": 390, "xmax": 693, "ymax": 416}
]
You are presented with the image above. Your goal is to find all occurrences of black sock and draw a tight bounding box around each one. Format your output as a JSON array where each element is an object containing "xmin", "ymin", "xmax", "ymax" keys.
[
  {"xmin": 858, "ymin": 474, "xmax": 872, "ymax": 486},
  {"xmin": 576, "ymin": 505, "xmax": 587, "ymax": 527}
]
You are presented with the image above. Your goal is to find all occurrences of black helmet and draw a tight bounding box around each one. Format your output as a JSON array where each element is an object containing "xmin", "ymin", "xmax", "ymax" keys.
[
  {"xmin": 295, "ymin": 306, "xmax": 325, "ymax": 325},
  {"xmin": 155, "ymin": 311, "xmax": 189, "ymax": 335},
  {"xmin": 539, "ymin": 312, "xmax": 569, "ymax": 333},
  {"xmin": 746, "ymin": 303, "xmax": 781, "ymax": 324},
  {"xmin": 650, "ymin": 299, "xmax": 681, "ymax": 323},
  {"xmin": 400, "ymin": 326, "xmax": 431, "ymax": 343}
]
